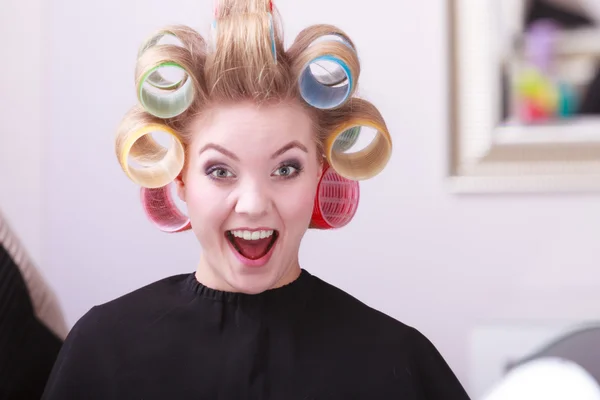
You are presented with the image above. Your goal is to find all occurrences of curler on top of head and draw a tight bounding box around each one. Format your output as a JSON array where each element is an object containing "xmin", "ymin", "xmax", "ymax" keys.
[
  {"xmin": 135, "ymin": 26, "xmax": 207, "ymax": 119},
  {"xmin": 213, "ymin": 0, "xmax": 274, "ymax": 17},
  {"xmin": 289, "ymin": 25, "xmax": 360, "ymax": 110},
  {"xmin": 206, "ymin": 0, "xmax": 286, "ymax": 100}
]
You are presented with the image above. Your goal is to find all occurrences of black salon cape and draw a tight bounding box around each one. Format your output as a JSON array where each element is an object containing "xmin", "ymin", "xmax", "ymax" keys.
[{"xmin": 42, "ymin": 269, "xmax": 470, "ymax": 399}]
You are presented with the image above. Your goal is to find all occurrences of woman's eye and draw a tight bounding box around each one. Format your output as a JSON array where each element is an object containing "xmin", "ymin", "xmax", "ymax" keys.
[
  {"xmin": 209, "ymin": 168, "xmax": 234, "ymax": 179},
  {"xmin": 273, "ymin": 165, "xmax": 297, "ymax": 177}
]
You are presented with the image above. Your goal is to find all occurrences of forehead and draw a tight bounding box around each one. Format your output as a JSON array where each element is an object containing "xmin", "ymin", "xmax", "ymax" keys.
[{"xmin": 192, "ymin": 101, "xmax": 315, "ymax": 153}]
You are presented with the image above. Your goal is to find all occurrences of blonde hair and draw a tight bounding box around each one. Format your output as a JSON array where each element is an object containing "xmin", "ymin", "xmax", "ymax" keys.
[{"xmin": 115, "ymin": 0, "xmax": 391, "ymax": 191}]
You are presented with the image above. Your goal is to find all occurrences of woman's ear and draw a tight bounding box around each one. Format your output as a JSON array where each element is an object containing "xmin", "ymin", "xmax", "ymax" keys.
[{"xmin": 174, "ymin": 173, "xmax": 186, "ymax": 202}]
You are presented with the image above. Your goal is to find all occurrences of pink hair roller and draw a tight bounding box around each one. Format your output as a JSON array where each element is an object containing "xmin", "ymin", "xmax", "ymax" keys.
[
  {"xmin": 140, "ymin": 183, "xmax": 191, "ymax": 233},
  {"xmin": 310, "ymin": 163, "xmax": 360, "ymax": 229}
]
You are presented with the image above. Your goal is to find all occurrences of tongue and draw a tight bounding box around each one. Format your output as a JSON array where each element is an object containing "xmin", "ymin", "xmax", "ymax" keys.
[{"xmin": 232, "ymin": 236, "xmax": 273, "ymax": 260}]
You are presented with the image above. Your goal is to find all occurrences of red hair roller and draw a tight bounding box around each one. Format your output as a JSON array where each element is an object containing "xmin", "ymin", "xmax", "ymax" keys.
[
  {"xmin": 310, "ymin": 163, "xmax": 360, "ymax": 229},
  {"xmin": 140, "ymin": 183, "xmax": 191, "ymax": 233}
]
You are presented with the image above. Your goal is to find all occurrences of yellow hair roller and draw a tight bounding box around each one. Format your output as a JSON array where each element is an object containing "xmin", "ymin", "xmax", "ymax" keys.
[
  {"xmin": 116, "ymin": 122, "xmax": 185, "ymax": 189},
  {"xmin": 324, "ymin": 99, "xmax": 392, "ymax": 181}
]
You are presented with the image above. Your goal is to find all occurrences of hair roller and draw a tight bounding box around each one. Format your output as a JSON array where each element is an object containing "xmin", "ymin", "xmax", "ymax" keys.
[
  {"xmin": 206, "ymin": 11, "xmax": 284, "ymax": 97},
  {"xmin": 212, "ymin": 0, "xmax": 279, "ymax": 61},
  {"xmin": 140, "ymin": 183, "xmax": 191, "ymax": 233},
  {"xmin": 137, "ymin": 26, "xmax": 206, "ymax": 85},
  {"xmin": 115, "ymin": 107, "xmax": 186, "ymax": 188},
  {"xmin": 287, "ymin": 24, "xmax": 356, "ymax": 59},
  {"xmin": 310, "ymin": 162, "xmax": 360, "ymax": 229},
  {"xmin": 136, "ymin": 26, "xmax": 206, "ymax": 119},
  {"xmin": 214, "ymin": 0, "xmax": 274, "ymax": 17},
  {"xmin": 289, "ymin": 25, "xmax": 359, "ymax": 110},
  {"xmin": 332, "ymin": 126, "xmax": 361, "ymax": 152},
  {"xmin": 324, "ymin": 98, "xmax": 392, "ymax": 181}
]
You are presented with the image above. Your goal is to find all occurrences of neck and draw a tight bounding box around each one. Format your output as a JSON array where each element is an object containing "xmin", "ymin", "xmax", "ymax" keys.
[{"xmin": 195, "ymin": 254, "xmax": 302, "ymax": 294}]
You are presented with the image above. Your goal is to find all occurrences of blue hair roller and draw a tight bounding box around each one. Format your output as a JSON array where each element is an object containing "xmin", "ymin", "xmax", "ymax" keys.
[
  {"xmin": 269, "ymin": 13, "xmax": 277, "ymax": 63},
  {"xmin": 299, "ymin": 55, "xmax": 352, "ymax": 109}
]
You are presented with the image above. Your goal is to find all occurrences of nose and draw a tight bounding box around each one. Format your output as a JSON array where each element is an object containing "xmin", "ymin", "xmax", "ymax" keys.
[{"xmin": 234, "ymin": 181, "xmax": 272, "ymax": 218}]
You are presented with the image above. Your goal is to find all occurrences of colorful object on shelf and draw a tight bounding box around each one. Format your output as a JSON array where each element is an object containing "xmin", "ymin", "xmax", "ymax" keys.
[
  {"xmin": 557, "ymin": 82, "xmax": 577, "ymax": 118},
  {"xmin": 515, "ymin": 68, "xmax": 577, "ymax": 123},
  {"xmin": 524, "ymin": 20, "xmax": 558, "ymax": 74},
  {"xmin": 515, "ymin": 67, "xmax": 559, "ymax": 123},
  {"xmin": 513, "ymin": 19, "xmax": 578, "ymax": 123}
]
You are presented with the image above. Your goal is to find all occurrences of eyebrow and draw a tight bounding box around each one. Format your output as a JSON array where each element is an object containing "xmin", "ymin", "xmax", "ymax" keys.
[
  {"xmin": 199, "ymin": 143, "xmax": 239, "ymax": 161},
  {"xmin": 199, "ymin": 140, "xmax": 308, "ymax": 160},
  {"xmin": 270, "ymin": 140, "xmax": 308, "ymax": 159}
]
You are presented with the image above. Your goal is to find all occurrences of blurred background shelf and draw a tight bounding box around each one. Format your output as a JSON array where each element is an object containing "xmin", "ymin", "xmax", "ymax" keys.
[{"xmin": 495, "ymin": 116, "xmax": 600, "ymax": 145}]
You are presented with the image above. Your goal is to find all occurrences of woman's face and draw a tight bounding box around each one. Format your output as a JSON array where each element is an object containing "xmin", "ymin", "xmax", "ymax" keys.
[{"xmin": 176, "ymin": 100, "xmax": 322, "ymax": 294}]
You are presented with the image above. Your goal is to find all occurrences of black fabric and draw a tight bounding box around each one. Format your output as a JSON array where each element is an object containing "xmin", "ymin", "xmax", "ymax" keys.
[
  {"xmin": 579, "ymin": 70, "xmax": 600, "ymax": 114},
  {"xmin": 0, "ymin": 244, "xmax": 63, "ymax": 400},
  {"xmin": 525, "ymin": 0, "xmax": 595, "ymax": 29},
  {"xmin": 42, "ymin": 270, "xmax": 470, "ymax": 399}
]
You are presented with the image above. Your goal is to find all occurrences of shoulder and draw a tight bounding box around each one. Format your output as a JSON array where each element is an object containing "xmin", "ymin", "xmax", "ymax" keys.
[
  {"xmin": 307, "ymin": 274, "xmax": 471, "ymax": 398},
  {"xmin": 306, "ymin": 274, "xmax": 423, "ymax": 354},
  {"xmin": 404, "ymin": 327, "xmax": 471, "ymax": 398},
  {"xmin": 71, "ymin": 272, "xmax": 195, "ymax": 341},
  {"xmin": 42, "ymin": 273, "xmax": 197, "ymax": 398},
  {"xmin": 42, "ymin": 273, "xmax": 197, "ymax": 397},
  {"xmin": 308, "ymin": 274, "xmax": 414, "ymax": 336}
]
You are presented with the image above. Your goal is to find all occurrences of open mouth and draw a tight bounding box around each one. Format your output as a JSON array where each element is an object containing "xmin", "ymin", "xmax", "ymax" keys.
[{"xmin": 225, "ymin": 229, "xmax": 279, "ymax": 261}]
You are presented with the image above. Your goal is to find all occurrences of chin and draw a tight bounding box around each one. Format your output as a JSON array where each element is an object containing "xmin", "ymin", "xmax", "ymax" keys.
[
  {"xmin": 231, "ymin": 277, "xmax": 275, "ymax": 294},
  {"xmin": 224, "ymin": 264, "xmax": 283, "ymax": 294}
]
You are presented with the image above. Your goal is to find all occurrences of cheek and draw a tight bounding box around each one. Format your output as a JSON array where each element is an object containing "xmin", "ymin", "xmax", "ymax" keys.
[
  {"xmin": 183, "ymin": 178, "xmax": 230, "ymax": 235},
  {"xmin": 276, "ymin": 181, "xmax": 318, "ymax": 227}
]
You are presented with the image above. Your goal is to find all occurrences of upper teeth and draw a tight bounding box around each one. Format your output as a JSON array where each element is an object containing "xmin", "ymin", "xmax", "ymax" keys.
[{"xmin": 230, "ymin": 230, "xmax": 274, "ymax": 240}]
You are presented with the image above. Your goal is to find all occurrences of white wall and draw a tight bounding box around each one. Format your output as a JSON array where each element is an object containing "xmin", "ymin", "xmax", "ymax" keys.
[
  {"xmin": 0, "ymin": 0, "xmax": 43, "ymax": 266},
  {"xmin": 3, "ymin": 0, "xmax": 600, "ymax": 397}
]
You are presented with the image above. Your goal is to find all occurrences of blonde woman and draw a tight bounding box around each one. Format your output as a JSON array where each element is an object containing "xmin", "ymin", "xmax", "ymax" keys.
[{"xmin": 42, "ymin": 1, "xmax": 469, "ymax": 398}]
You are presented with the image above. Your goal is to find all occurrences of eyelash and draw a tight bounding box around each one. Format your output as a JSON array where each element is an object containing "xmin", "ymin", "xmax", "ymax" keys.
[
  {"xmin": 204, "ymin": 161, "xmax": 304, "ymax": 181},
  {"xmin": 273, "ymin": 161, "xmax": 303, "ymax": 180},
  {"xmin": 205, "ymin": 165, "xmax": 235, "ymax": 181}
]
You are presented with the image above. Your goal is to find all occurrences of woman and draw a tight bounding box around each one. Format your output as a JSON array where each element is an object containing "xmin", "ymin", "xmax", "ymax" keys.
[{"xmin": 42, "ymin": 0, "xmax": 470, "ymax": 398}]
